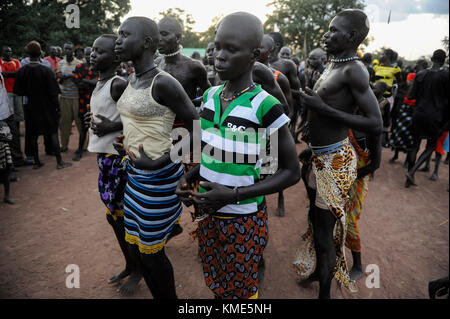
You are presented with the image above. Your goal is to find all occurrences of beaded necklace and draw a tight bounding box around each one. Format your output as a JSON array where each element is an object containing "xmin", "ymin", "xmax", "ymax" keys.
[
  {"xmin": 220, "ymin": 83, "xmax": 256, "ymax": 102},
  {"xmin": 330, "ymin": 56, "xmax": 360, "ymax": 63},
  {"xmin": 163, "ymin": 45, "xmax": 183, "ymax": 58}
]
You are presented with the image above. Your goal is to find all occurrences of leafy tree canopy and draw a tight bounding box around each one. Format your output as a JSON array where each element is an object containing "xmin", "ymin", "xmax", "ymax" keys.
[
  {"xmin": 0, "ymin": 0, "xmax": 131, "ymax": 57},
  {"xmin": 264, "ymin": 0, "xmax": 367, "ymax": 58}
]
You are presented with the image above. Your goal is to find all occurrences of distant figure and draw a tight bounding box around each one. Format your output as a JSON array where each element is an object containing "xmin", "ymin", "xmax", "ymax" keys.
[
  {"xmin": 389, "ymin": 59, "xmax": 428, "ymax": 164},
  {"xmin": 279, "ymin": 46, "xmax": 292, "ymax": 59},
  {"xmin": 13, "ymin": 41, "xmax": 71, "ymax": 170},
  {"xmin": 56, "ymin": 42, "xmax": 83, "ymax": 152},
  {"xmin": 205, "ymin": 42, "xmax": 216, "ymax": 85},
  {"xmin": 74, "ymin": 45, "xmax": 85, "ymax": 62},
  {"xmin": 73, "ymin": 46, "xmax": 97, "ymax": 161},
  {"xmin": 405, "ymin": 49, "xmax": 449, "ymax": 187},
  {"xmin": 44, "ymin": 46, "xmax": 61, "ymax": 74},
  {"xmin": 191, "ymin": 51, "xmax": 201, "ymax": 60},
  {"xmin": 361, "ymin": 52, "xmax": 375, "ymax": 83},
  {"xmin": 0, "ymin": 45, "xmax": 25, "ymax": 167}
]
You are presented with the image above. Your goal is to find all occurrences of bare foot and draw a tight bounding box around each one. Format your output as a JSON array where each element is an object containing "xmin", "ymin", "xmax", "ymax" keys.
[
  {"xmin": 298, "ymin": 271, "xmax": 319, "ymax": 287},
  {"xmin": 57, "ymin": 162, "xmax": 72, "ymax": 169},
  {"xmin": 118, "ymin": 272, "xmax": 142, "ymax": 295},
  {"xmin": 33, "ymin": 162, "xmax": 44, "ymax": 169},
  {"xmin": 276, "ymin": 205, "xmax": 285, "ymax": 217},
  {"xmin": 4, "ymin": 198, "xmax": 16, "ymax": 205},
  {"xmin": 108, "ymin": 269, "xmax": 131, "ymax": 284},
  {"xmin": 429, "ymin": 173, "xmax": 438, "ymax": 181},
  {"xmin": 405, "ymin": 172, "xmax": 417, "ymax": 187}
]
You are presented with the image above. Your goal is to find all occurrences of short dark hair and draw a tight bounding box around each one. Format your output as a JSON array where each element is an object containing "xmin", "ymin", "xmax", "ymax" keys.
[
  {"xmin": 159, "ymin": 16, "xmax": 183, "ymax": 36},
  {"xmin": 268, "ymin": 32, "xmax": 284, "ymax": 48},
  {"xmin": 126, "ymin": 16, "xmax": 160, "ymax": 52},
  {"xmin": 431, "ymin": 49, "xmax": 446, "ymax": 64},
  {"xmin": 336, "ymin": 9, "xmax": 370, "ymax": 46},
  {"xmin": 416, "ymin": 59, "xmax": 429, "ymax": 70},
  {"xmin": 26, "ymin": 41, "xmax": 41, "ymax": 58},
  {"xmin": 100, "ymin": 34, "xmax": 118, "ymax": 43}
]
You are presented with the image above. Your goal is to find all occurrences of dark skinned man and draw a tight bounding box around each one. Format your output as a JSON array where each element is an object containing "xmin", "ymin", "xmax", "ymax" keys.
[{"xmin": 296, "ymin": 9, "xmax": 382, "ymax": 299}]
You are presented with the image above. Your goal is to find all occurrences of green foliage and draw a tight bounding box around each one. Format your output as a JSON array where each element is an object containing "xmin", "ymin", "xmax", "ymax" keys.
[
  {"xmin": 264, "ymin": 0, "xmax": 366, "ymax": 57},
  {"xmin": 442, "ymin": 36, "xmax": 449, "ymax": 54},
  {"xmin": 0, "ymin": 0, "xmax": 131, "ymax": 57},
  {"xmin": 158, "ymin": 8, "xmax": 221, "ymax": 50}
]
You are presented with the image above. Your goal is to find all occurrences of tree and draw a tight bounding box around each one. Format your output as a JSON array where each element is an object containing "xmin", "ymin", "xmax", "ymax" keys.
[
  {"xmin": 199, "ymin": 15, "xmax": 223, "ymax": 45},
  {"xmin": 0, "ymin": 0, "xmax": 131, "ymax": 57},
  {"xmin": 264, "ymin": 0, "xmax": 366, "ymax": 57},
  {"xmin": 442, "ymin": 36, "xmax": 449, "ymax": 54}
]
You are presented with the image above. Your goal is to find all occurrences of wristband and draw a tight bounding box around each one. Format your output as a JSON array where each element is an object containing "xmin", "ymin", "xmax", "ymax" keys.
[{"xmin": 234, "ymin": 186, "xmax": 240, "ymax": 203}]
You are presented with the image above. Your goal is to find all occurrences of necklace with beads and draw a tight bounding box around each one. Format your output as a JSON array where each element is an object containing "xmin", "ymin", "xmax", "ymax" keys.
[
  {"xmin": 163, "ymin": 45, "xmax": 183, "ymax": 58},
  {"xmin": 330, "ymin": 56, "xmax": 360, "ymax": 63},
  {"xmin": 220, "ymin": 83, "xmax": 256, "ymax": 102}
]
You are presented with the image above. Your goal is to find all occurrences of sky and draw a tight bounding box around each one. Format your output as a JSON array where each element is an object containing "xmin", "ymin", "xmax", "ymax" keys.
[{"xmin": 123, "ymin": 0, "xmax": 449, "ymax": 60}]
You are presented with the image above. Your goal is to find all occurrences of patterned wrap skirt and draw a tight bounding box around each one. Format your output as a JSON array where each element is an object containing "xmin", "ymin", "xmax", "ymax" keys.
[
  {"xmin": 294, "ymin": 138, "xmax": 358, "ymax": 292},
  {"xmin": 123, "ymin": 160, "xmax": 184, "ymax": 255},
  {"xmin": 198, "ymin": 205, "xmax": 268, "ymax": 299},
  {"xmin": 97, "ymin": 154, "xmax": 128, "ymax": 220},
  {"xmin": 345, "ymin": 130, "xmax": 371, "ymax": 253}
]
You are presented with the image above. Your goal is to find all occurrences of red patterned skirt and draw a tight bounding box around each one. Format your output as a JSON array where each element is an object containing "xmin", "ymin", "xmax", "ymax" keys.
[{"xmin": 198, "ymin": 205, "xmax": 268, "ymax": 299}]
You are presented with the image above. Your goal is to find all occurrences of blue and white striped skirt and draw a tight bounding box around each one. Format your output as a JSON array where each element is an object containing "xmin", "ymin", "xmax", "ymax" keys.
[{"xmin": 123, "ymin": 160, "xmax": 184, "ymax": 254}]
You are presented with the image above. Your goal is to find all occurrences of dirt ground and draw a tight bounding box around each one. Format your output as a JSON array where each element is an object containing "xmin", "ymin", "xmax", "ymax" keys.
[{"xmin": 0, "ymin": 126, "xmax": 448, "ymax": 299}]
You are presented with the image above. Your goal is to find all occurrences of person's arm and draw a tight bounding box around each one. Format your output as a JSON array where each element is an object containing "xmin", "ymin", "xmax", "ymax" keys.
[
  {"xmin": 253, "ymin": 63, "xmax": 289, "ymax": 111},
  {"xmin": 357, "ymin": 134, "xmax": 381, "ymax": 179},
  {"xmin": 175, "ymin": 164, "xmax": 200, "ymax": 206},
  {"xmin": 286, "ymin": 60, "xmax": 300, "ymax": 91},
  {"xmin": 277, "ymin": 73, "xmax": 294, "ymax": 118},
  {"xmin": 194, "ymin": 62, "xmax": 212, "ymax": 94},
  {"xmin": 82, "ymin": 78, "xmax": 98, "ymax": 87},
  {"xmin": 299, "ymin": 64, "xmax": 383, "ymax": 136},
  {"xmin": 190, "ymin": 124, "xmax": 301, "ymax": 212},
  {"xmin": 1, "ymin": 71, "xmax": 17, "ymax": 78}
]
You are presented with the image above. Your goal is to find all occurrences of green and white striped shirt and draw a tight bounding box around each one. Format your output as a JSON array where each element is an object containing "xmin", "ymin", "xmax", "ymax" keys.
[{"xmin": 199, "ymin": 84, "xmax": 290, "ymax": 216}]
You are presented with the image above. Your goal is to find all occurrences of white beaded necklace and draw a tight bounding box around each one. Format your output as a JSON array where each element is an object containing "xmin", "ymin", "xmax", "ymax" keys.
[
  {"xmin": 163, "ymin": 45, "xmax": 183, "ymax": 58},
  {"xmin": 330, "ymin": 56, "xmax": 360, "ymax": 63}
]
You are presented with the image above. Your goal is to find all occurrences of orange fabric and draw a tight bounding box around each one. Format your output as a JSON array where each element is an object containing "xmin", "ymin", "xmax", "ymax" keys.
[
  {"xmin": 273, "ymin": 70, "xmax": 281, "ymax": 82},
  {"xmin": 403, "ymin": 73, "xmax": 416, "ymax": 106},
  {"xmin": 436, "ymin": 131, "xmax": 449, "ymax": 155}
]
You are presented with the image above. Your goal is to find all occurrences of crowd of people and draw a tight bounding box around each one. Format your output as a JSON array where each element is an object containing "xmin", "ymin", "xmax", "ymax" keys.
[{"xmin": 0, "ymin": 8, "xmax": 448, "ymax": 300}]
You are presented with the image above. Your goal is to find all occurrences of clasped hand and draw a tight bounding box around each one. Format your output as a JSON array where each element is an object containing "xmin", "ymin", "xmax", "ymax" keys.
[
  {"xmin": 298, "ymin": 87, "xmax": 327, "ymax": 113},
  {"xmin": 176, "ymin": 181, "xmax": 236, "ymax": 213},
  {"xmin": 84, "ymin": 112, "xmax": 114, "ymax": 137}
]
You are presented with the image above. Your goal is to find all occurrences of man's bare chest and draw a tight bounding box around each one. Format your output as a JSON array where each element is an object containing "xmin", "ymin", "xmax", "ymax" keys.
[{"xmin": 314, "ymin": 67, "xmax": 345, "ymax": 97}]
